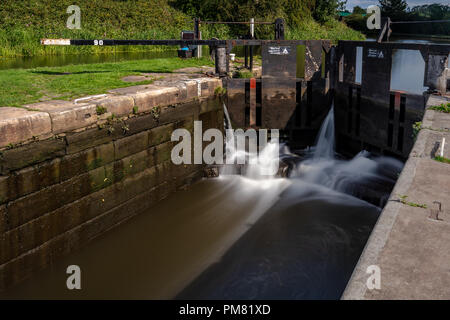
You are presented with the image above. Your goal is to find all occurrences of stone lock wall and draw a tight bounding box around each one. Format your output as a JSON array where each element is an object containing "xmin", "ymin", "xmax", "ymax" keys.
[{"xmin": 0, "ymin": 77, "xmax": 223, "ymax": 290}]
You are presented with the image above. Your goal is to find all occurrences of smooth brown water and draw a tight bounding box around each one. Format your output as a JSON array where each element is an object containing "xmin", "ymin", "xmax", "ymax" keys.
[
  {"xmin": 177, "ymin": 180, "xmax": 380, "ymax": 299},
  {"xmin": 0, "ymin": 177, "xmax": 289, "ymax": 299},
  {"xmin": 0, "ymin": 173, "xmax": 383, "ymax": 300}
]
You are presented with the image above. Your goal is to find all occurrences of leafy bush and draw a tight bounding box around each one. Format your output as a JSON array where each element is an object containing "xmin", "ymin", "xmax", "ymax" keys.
[{"xmin": 343, "ymin": 14, "xmax": 368, "ymax": 32}]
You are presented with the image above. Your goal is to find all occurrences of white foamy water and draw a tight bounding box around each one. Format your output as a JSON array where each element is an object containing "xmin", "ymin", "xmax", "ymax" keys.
[
  {"xmin": 220, "ymin": 103, "xmax": 281, "ymax": 179},
  {"xmin": 313, "ymin": 105, "xmax": 335, "ymax": 160},
  {"xmin": 221, "ymin": 103, "xmax": 403, "ymax": 205},
  {"xmin": 290, "ymin": 106, "xmax": 403, "ymax": 204}
]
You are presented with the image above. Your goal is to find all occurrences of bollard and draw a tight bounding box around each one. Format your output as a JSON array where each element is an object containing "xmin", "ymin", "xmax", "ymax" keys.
[
  {"xmin": 196, "ymin": 31, "xmax": 202, "ymax": 58},
  {"xmin": 215, "ymin": 46, "xmax": 227, "ymax": 77},
  {"xmin": 244, "ymin": 45, "xmax": 248, "ymax": 68},
  {"xmin": 250, "ymin": 46, "xmax": 254, "ymax": 71}
]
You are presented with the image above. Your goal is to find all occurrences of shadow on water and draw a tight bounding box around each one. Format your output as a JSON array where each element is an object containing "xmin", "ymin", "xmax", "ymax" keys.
[{"xmin": 177, "ymin": 182, "xmax": 380, "ymax": 300}]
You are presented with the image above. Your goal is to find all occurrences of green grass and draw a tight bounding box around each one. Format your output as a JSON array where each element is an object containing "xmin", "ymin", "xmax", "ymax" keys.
[
  {"xmin": 0, "ymin": 57, "xmax": 213, "ymax": 107},
  {"xmin": 235, "ymin": 70, "xmax": 254, "ymax": 78},
  {"xmin": 433, "ymin": 156, "xmax": 450, "ymax": 164},
  {"xmin": 285, "ymin": 18, "xmax": 365, "ymax": 42},
  {"xmin": 429, "ymin": 103, "xmax": 450, "ymax": 113}
]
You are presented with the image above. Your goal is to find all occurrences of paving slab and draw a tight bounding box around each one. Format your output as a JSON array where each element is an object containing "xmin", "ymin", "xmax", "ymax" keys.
[
  {"xmin": 1, "ymin": 76, "xmax": 222, "ymax": 148},
  {"xmin": 363, "ymin": 157, "xmax": 450, "ymax": 299},
  {"xmin": 92, "ymin": 95, "xmax": 135, "ymax": 117},
  {"xmin": 0, "ymin": 107, "xmax": 51, "ymax": 148},
  {"xmin": 24, "ymin": 100, "xmax": 97, "ymax": 134},
  {"xmin": 173, "ymin": 66, "xmax": 214, "ymax": 74},
  {"xmin": 343, "ymin": 95, "xmax": 450, "ymax": 300}
]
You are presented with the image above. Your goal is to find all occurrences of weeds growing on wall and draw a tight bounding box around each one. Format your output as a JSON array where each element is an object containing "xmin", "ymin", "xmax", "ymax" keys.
[
  {"xmin": 429, "ymin": 103, "xmax": 450, "ymax": 113},
  {"xmin": 433, "ymin": 156, "xmax": 450, "ymax": 164}
]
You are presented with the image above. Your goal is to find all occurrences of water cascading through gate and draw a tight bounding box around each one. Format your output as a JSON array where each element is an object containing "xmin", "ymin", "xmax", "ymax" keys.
[
  {"xmin": 178, "ymin": 102, "xmax": 402, "ymax": 299},
  {"xmin": 221, "ymin": 101, "xmax": 402, "ymax": 206}
]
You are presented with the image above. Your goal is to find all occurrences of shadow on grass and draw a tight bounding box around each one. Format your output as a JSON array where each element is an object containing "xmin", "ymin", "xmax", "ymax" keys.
[{"xmin": 30, "ymin": 70, "xmax": 111, "ymax": 75}]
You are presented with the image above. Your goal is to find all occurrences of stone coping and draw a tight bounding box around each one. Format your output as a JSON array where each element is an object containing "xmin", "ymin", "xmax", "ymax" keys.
[
  {"xmin": 0, "ymin": 77, "xmax": 222, "ymax": 149},
  {"xmin": 342, "ymin": 94, "xmax": 450, "ymax": 300}
]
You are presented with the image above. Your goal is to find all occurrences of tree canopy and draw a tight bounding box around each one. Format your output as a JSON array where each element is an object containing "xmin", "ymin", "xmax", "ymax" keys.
[
  {"xmin": 352, "ymin": 6, "xmax": 366, "ymax": 15},
  {"xmin": 344, "ymin": 2, "xmax": 450, "ymax": 36},
  {"xmin": 170, "ymin": 0, "xmax": 347, "ymax": 27},
  {"xmin": 379, "ymin": 0, "xmax": 408, "ymax": 20}
]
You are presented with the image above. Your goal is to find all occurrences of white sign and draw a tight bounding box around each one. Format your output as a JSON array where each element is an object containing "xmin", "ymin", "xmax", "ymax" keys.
[
  {"xmin": 268, "ymin": 46, "xmax": 290, "ymax": 55},
  {"xmin": 41, "ymin": 39, "xmax": 71, "ymax": 46},
  {"xmin": 368, "ymin": 49, "xmax": 384, "ymax": 59}
]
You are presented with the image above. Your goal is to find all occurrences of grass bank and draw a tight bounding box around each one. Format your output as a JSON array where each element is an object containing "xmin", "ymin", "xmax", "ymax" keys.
[
  {"xmin": 286, "ymin": 18, "xmax": 364, "ymax": 42},
  {"xmin": 0, "ymin": 0, "xmax": 227, "ymax": 58},
  {"xmin": 0, "ymin": 0, "xmax": 364, "ymax": 58},
  {"xmin": 0, "ymin": 57, "xmax": 213, "ymax": 107}
]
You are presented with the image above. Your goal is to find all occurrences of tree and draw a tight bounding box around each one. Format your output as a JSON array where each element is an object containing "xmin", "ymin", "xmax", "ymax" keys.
[
  {"xmin": 313, "ymin": 0, "xmax": 348, "ymax": 23},
  {"xmin": 170, "ymin": 0, "xmax": 351, "ymax": 36},
  {"xmin": 352, "ymin": 6, "xmax": 366, "ymax": 15},
  {"xmin": 379, "ymin": 0, "xmax": 408, "ymax": 20},
  {"xmin": 410, "ymin": 4, "xmax": 450, "ymax": 20},
  {"xmin": 398, "ymin": 4, "xmax": 450, "ymax": 35}
]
